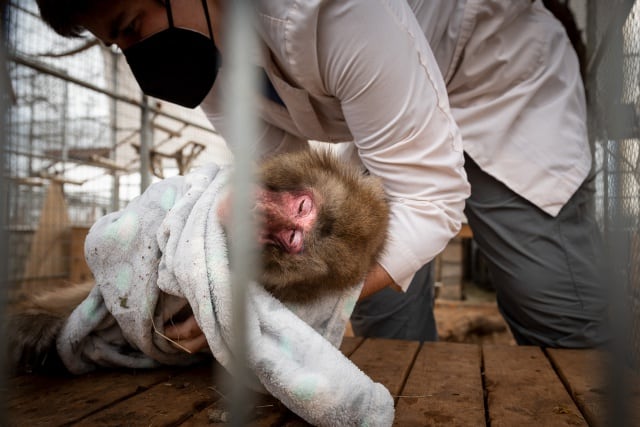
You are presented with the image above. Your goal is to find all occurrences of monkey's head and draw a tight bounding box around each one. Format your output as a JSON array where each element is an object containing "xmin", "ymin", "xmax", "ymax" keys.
[{"xmin": 258, "ymin": 150, "xmax": 389, "ymax": 303}]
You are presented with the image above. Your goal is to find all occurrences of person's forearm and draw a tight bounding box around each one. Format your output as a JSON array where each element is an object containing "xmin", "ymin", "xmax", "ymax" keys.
[{"xmin": 359, "ymin": 263, "xmax": 402, "ymax": 300}]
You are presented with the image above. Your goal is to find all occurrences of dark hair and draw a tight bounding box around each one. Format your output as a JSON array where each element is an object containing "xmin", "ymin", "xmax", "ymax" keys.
[{"xmin": 35, "ymin": 0, "xmax": 92, "ymax": 37}]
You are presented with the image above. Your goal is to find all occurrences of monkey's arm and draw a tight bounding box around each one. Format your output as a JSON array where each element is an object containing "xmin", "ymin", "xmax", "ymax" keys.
[{"xmin": 163, "ymin": 314, "xmax": 208, "ymax": 353}]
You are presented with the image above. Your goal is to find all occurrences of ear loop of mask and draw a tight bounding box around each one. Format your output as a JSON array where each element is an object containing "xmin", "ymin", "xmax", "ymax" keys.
[
  {"xmin": 165, "ymin": 0, "xmax": 175, "ymax": 27},
  {"xmin": 201, "ymin": 0, "xmax": 215, "ymax": 42},
  {"xmin": 164, "ymin": 0, "xmax": 215, "ymax": 42}
]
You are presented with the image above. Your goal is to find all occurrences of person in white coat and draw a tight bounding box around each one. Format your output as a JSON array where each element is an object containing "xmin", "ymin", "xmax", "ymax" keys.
[{"xmin": 36, "ymin": 0, "xmax": 609, "ymax": 348}]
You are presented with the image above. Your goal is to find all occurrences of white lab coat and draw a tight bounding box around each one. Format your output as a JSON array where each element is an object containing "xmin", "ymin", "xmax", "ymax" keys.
[{"xmin": 200, "ymin": 0, "xmax": 590, "ymax": 290}]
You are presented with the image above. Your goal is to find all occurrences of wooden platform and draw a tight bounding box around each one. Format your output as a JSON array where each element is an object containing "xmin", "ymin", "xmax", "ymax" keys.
[{"xmin": 7, "ymin": 338, "xmax": 636, "ymax": 426}]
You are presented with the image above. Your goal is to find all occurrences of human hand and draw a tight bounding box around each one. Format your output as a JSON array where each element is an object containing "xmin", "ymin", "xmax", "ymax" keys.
[
  {"xmin": 358, "ymin": 263, "xmax": 401, "ymax": 301},
  {"xmin": 164, "ymin": 315, "xmax": 208, "ymax": 353}
]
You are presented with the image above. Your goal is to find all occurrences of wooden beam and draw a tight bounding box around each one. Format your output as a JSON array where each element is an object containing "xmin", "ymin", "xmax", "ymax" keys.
[
  {"xmin": 131, "ymin": 140, "xmax": 207, "ymax": 178},
  {"xmin": 88, "ymin": 154, "xmax": 130, "ymax": 172},
  {"xmin": 37, "ymin": 173, "xmax": 86, "ymax": 186},
  {"xmin": 8, "ymin": 176, "xmax": 45, "ymax": 186},
  {"xmin": 152, "ymin": 122, "xmax": 183, "ymax": 138}
]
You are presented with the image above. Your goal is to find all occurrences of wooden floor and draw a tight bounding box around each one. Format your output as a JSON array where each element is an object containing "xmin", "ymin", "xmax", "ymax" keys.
[{"xmin": 6, "ymin": 337, "xmax": 637, "ymax": 426}]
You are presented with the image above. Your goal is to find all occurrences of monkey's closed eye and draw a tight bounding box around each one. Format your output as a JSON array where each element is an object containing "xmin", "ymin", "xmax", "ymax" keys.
[{"xmin": 297, "ymin": 196, "xmax": 312, "ymax": 217}]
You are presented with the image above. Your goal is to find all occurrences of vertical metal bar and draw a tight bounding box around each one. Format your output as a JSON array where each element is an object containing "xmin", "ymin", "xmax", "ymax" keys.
[
  {"xmin": 587, "ymin": 1, "xmax": 635, "ymax": 425},
  {"xmin": 0, "ymin": 4, "xmax": 10, "ymax": 424},
  {"xmin": 110, "ymin": 50, "xmax": 120, "ymax": 212},
  {"xmin": 27, "ymin": 74, "xmax": 34, "ymax": 177},
  {"xmin": 61, "ymin": 80, "xmax": 69, "ymax": 173},
  {"xmin": 27, "ymin": 75, "xmax": 35, "ymax": 220},
  {"xmin": 225, "ymin": 0, "xmax": 258, "ymax": 425},
  {"xmin": 139, "ymin": 94, "xmax": 152, "ymax": 192}
]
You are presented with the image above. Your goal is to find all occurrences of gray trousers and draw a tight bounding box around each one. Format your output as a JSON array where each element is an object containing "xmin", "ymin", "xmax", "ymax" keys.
[
  {"xmin": 351, "ymin": 154, "xmax": 610, "ymax": 348},
  {"xmin": 351, "ymin": 262, "xmax": 437, "ymax": 342}
]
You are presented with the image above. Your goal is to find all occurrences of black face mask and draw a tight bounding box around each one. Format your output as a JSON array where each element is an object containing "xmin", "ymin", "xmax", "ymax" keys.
[{"xmin": 123, "ymin": 0, "xmax": 219, "ymax": 108}]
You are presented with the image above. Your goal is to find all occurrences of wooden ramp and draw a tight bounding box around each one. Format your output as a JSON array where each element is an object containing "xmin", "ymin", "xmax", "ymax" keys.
[
  {"xmin": 7, "ymin": 340, "xmax": 638, "ymax": 426},
  {"xmin": 19, "ymin": 182, "xmax": 70, "ymax": 293}
]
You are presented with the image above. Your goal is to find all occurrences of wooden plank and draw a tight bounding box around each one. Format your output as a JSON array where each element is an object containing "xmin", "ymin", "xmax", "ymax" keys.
[
  {"xmin": 179, "ymin": 393, "xmax": 289, "ymax": 427},
  {"xmin": 184, "ymin": 336, "xmax": 369, "ymax": 427},
  {"xmin": 348, "ymin": 338, "xmax": 420, "ymax": 397},
  {"xmin": 483, "ymin": 345, "xmax": 587, "ymax": 426},
  {"xmin": 545, "ymin": 348, "xmax": 607, "ymax": 427},
  {"xmin": 546, "ymin": 348, "xmax": 640, "ymax": 427},
  {"xmin": 339, "ymin": 336, "xmax": 364, "ymax": 357},
  {"xmin": 182, "ymin": 338, "xmax": 366, "ymax": 427},
  {"xmin": 7, "ymin": 368, "xmax": 176, "ymax": 426},
  {"xmin": 178, "ymin": 361, "xmax": 291, "ymax": 427},
  {"xmin": 394, "ymin": 342, "xmax": 485, "ymax": 426},
  {"xmin": 73, "ymin": 363, "xmax": 217, "ymax": 426}
]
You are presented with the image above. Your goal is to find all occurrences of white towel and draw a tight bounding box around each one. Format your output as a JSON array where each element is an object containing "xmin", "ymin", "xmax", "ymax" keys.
[{"xmin": 57, "ymin": 163, "xmax": 394, "ymax": 427}]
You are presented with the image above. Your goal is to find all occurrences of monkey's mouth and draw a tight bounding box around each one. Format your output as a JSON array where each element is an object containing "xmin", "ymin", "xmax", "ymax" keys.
[{"xmin": 264, "ymin": 238, "xmax": 305, "ymax": 255}]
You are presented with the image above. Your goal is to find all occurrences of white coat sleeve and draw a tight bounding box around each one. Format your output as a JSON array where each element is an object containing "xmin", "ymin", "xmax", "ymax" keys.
[{"xmin": 316, "ymin": 0, "xmax": 470, "ymax": 290}]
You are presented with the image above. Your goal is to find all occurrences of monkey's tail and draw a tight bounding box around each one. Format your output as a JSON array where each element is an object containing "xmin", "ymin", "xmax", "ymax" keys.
[{"xmin": 5, "ymin": 281, "xmax": 94, "ymax": 375}]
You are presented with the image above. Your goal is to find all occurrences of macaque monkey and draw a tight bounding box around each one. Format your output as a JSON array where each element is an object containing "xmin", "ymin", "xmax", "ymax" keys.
[
  {"xmin": 6, "ymin": 149, "xmax": 389, "ymax": 373},
  {"xmin": 257, "ymin": 150, "xmax": 389, "ymax": 302}
]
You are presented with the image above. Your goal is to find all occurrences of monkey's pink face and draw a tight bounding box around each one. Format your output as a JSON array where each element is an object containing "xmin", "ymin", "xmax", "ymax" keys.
[{"xmin": 255, "ymin": 189, "xmax": 317, "ymax": 254}]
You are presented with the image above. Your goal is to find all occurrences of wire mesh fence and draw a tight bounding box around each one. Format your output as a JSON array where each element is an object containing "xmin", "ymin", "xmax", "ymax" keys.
[
  {"xmin": 586, "ymin": 0, "xmax": 640, "ymax": 367},
  {"xmin": 3, "ymin": 0, "xmax": 229, "ymax": 295}
]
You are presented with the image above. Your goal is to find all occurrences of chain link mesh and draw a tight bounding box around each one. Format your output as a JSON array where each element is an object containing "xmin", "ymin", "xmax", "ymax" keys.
[
  {"xmin": 4, "ymin": 0, "xmax": 226, "ymax": 293},
  {"xmin": 587, "ymin": 0, "xmax": 640, "ymax": 366}
]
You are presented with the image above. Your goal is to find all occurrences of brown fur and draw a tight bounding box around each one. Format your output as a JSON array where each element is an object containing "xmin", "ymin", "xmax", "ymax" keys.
[
  {"xmin": 6, "ymin": 281, "xmax": 94, "ymax": 374},
  {"xmin": 260, "ymin": 150, "xmax": 389, "ymax": 303}
]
